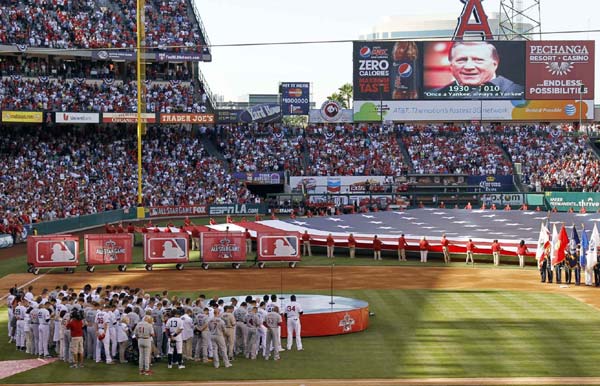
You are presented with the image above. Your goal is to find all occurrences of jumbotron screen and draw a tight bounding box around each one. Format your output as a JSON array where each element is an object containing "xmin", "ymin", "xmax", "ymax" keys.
[{"xmin": 353, "ymin": 40, "xmax": 594, "ymax": 101}]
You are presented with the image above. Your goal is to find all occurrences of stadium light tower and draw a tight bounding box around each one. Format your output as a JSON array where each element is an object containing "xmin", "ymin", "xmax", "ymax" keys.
[{"xmin": 498, "ymin": 0, "xmax": 542, "ymax": 40}]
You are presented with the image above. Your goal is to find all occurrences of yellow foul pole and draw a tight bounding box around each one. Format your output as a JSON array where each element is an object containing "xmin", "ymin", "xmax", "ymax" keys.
[{"xmin": 136, "ymin": 0, "xmax": 146, "ymax": 217}]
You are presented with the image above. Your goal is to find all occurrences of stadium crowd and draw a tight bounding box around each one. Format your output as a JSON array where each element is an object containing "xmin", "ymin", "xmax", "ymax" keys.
[
  {"xmin": 216, "ymin": 125, "xmax": 305, "ymax": 176},
  {"xmin": 0, "ymin": 0, "xmax": 205, "ymax": 51},
  {"xmin": 7, "ymin": 284, "xmax": 300, "ymax": 373},
  {"xmin": 401, "ymin": 125, "xmax": 513, "ymax": 175},
  {"xmin": 498, "ymin": 125, "xmax": 600, "ymax": 192},
  {"xmin": 0, "ymin": 56, "xmax": 194, "ymax": 81},
  {"xmin": 0, "ymin": 78, "xmax": 203, "ymax": 113},
  {"xmin": 0, "ymin": 126, "xmax": 255, "ymax": 229},
  {"xmin": 304, "ymin": 124, "xmax": 409, "ymax": 176},
  {"xmin": 2, "ymin": 123, "xmax": 600, "ymax": 234}
]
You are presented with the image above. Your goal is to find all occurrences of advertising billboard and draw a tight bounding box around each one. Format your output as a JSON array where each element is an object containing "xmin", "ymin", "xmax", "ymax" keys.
[
  {"xmin": 2, "ymin": 111, "xmax": 44, "ymax": 123},
  {"xmin": 84, "ymin": 234, "xmax": 133, "ymax": 265},
  {"xmin": 526, "ymin": 41, "xmax": 595, "ymax": 100},
  {"xmin": 215, "ymin": 104, "xmax": 282, "ymax": 124},
  {"xmin": 422, "ymin": 41, "xmax": 525, "ymax": 100},
  {"xmin": 27, "ymin": 236, "xmax": 79, "ymax": 268},
  {"xmin": 352, "ymin": 39, "xmax": 594, "ymax": 121},
  {"xmin": 258, "ymin": 234, "xmax": 301, "ymax": 262},
  {"xmin": 201, "ymin": 232, "xmax": 246, "ymax": 263},
  {"xmin": 102, "ymin": 113, "xmax": 156, "ymax": 123},
  {"xmin": 159, "ymin": 113, "xmax": 215, "ymax": 124},
  {"xmin": 143, "ymin": 233, "xmax": 189, "ymax": 264},
  {"xmin": 55, "ymin": 112, "xmax": 100, "ymax": 124},
  {"xmin": 353, "ymin": 99, "xmax": 594, "ymax": 121},
  {"xmin": 353, "ymin": 41, "xmax": 421, "ymax": 101},
  {"xmin": 280, "ymin": 82, "xmax": 310, "ymax": 115}
]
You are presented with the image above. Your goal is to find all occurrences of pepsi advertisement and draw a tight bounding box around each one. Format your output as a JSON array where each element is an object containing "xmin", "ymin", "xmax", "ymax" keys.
[
  {"xmin": 353, "ymin": 41, "xmax": 422, "ymax": 101},
  {"xmin": 280, "ymin": 82, "xmax": 310, "ymax": 115}
]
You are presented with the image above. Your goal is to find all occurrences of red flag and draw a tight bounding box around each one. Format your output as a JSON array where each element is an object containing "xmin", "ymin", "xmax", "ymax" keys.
[{"xmin": 552, "ymin": 225, "xmax": 570, "ymax": 265}]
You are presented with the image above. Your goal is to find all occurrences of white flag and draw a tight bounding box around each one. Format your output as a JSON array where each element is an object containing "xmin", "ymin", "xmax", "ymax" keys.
[
  {"xmin": 535, "ymin": 222, "xmax": 550, "ymax": 263},
  {"xmin": 550, "ymin": 224, "xmax": 559, "ymax": 266}
]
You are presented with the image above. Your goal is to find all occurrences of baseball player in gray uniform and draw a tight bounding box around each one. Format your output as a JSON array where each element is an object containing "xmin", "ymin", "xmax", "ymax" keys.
[
  {"xmin": 264, "ymin": 306, "xmax": 283, "ymax": 360},
  {"xmin": 245, "ymin": 307, "xmax": 261, "ymax": 360},
  {"xmin": 208, "ymin": 308, "xmax": 232, "ymax": 368},
  {"xmin": 194, "ymin": 308, "xmax": 210, "ymax": 363},
  {"xmin": 233, "ymin": 302, "xmax": 248, "ymax": 356},
  {"xmin": 152, "ymin": 302, "xmax": 165, "ymax": 358},
  {"xmin": 30, "ymin": 302, "xmax": 40, "ymax": 356},
  {"xmin": 134, "ymin": 315, "xmax": 155, "ymax": 375},
  {"xmin": 221, "ymin": 306, "xmax": 236, "ymax": 361},
  {"xmin": 84, "ymin": 304, "xmax": 97, "ymax": 359}
]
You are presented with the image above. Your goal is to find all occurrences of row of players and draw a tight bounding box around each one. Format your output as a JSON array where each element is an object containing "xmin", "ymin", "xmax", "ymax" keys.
[{"xmin": 7, "ymin": 285, "xmax": 303, "ymax": 375}]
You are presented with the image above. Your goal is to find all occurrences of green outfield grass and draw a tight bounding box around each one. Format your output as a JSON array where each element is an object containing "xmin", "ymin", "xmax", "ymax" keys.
[{"xmin": 3, "ymin": 289, "xmax": 600, "ymax": 383}]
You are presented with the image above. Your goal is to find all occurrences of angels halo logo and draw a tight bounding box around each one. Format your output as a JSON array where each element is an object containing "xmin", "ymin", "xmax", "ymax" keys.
[{"xmin": 320, "ymin": 100, "xmax": 342, "ymax": 122}]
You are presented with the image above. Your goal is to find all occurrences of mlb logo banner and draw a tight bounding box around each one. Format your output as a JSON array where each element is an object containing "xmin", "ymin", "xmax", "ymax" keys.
[
  {"xmin": 201, "ymin": 232, "xmax": 246, "ymax": 263},
  {"xmin": 144, "ymin": 233, "xmax": 189, "ymax": 264},
  {"xmin": 27, "ymin": 236, "xmax": 79, "ymax": 267},
  {"xmin": 258, "ymin": 234, "xmax": 301, "ymax": 262},
  {"xmin": 85, "ymin": 234, "xmax": 133, "ymax": 265}
]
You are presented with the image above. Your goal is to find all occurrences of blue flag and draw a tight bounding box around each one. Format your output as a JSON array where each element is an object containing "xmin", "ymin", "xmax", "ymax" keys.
[
  {"xmin": 570, "ymin": 225, "xmax": 580, "ymax": 253},
  {"xmin": 581, "ymin": 228, "xmax": 589, "ymax": 268}
]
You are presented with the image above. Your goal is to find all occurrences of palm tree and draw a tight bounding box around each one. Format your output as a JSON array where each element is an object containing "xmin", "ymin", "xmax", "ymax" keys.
[
  {"xmin": 326, "ymin": 92, "xmax": 345, "ymax": 108},
  {"xmin": 337, "ymin": 83, "xmax": 353, "ymax": 109}
]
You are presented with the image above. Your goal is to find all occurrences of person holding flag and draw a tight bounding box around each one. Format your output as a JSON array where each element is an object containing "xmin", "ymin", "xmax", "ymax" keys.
[
  {"xmin": 535, "ymin": 222, "xmax": 551, "ymax": 283},
  {"xmin": 551, "ymin": 224, "xmax": 569, "ymax": 284},
  {"xmin": 581, "ymin": 224, "xmax": 590, "ymax": 286},
  {"xmin": 588, "ymin": 224, "xmax": 600, "ymax": 286},
  {"xmin": 565, "ymin": 225, "xmax": 580, "ymax": 284}
]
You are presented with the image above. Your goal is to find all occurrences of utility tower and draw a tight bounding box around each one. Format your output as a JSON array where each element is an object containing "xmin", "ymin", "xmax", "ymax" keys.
[{"xmin": 498, "ymin": 0, "xmax": 542, "ymax": 40}]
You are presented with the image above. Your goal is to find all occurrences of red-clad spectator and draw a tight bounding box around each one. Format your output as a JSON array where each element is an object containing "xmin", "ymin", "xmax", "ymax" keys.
[
  {"xmin": 491, "ymin": 240, "xmax": 502, "ymax": 266},
  {"xmin": 419, "ymin": 237, "xmax": 430, "ymax": 263},
  {"xmin": 326, "ymin": 233, "xmax": 335, "ymax": 258},
  {"xmin": 348, "ymin": 233, "xmax": 356, "ymax": 259},
  {"xmin": 516, "ymin": 240, "xmax": 529, "ymax": 268},
  {"xmin": 373, "ymin": 235, "xmax": 382, "ymax": 261},
  {"xmin": 397, "ymin": 234, "xmax": 408, "ymax": 262},
  {"xmin": 465, "ymin": 239, "xmax": 476, "ymax": 265},
  {"xmin": 127, "ymin": 223, "xmax": 135, "ymax": 233},
  {"xmin": 301, "ymin": 231, "xmax": 311, "ymax": 257}
]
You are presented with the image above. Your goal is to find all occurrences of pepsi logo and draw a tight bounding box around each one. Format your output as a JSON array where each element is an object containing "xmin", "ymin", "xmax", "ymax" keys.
[
  {"xmin": 359, "ymin": 46, "xmax": 371, "ymax": 58},
  {"xmin": 398, "ymin": 62, "xmax": 413, "ymax": 78}
]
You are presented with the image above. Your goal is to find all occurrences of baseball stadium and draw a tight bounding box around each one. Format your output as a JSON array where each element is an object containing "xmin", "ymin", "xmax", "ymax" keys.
[{"xmin": 2, "ymin": 0, "xmax": 600, "ymax": 385}]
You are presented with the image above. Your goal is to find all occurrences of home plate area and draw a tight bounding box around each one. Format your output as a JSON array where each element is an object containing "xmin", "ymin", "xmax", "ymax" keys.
[{"xmin": 243, "ymin": 209, "xmax": 600, "ymax": 255}]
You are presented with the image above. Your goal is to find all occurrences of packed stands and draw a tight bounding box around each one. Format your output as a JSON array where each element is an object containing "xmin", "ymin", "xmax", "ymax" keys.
[
  {"xmin": 304, "ymin": 124, "xmax": 409, "ymax": 176},
  {"xmin": 0, "ymin": 0, "xmax": 205, "ymax": 51},
  {"xmin": 0, "ymin": 125, "xmax": 255, "ymax": 231},
  {"xmin": 402, "ymin": 125, "xmax": 513, "ymax": 175},
  {"xmin": 0, "ymin": 78, "xmax": 203, "ymax": 113},
  {"xmin": 499, "ymin": 126, "xmax": 600, "ymax": 192},
  {"xmin": 215, "ymin": 125, "xmax": 306, "ymax": 176}
]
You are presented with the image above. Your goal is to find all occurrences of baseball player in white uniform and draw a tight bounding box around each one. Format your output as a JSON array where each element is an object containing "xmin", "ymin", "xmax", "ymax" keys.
[
  {"xmin": 285, "ymin": 295, "xmax": 303, "ymax": 351},
  {"xmin": 95, "ymin": 304, "xmax": 113, "ymax": 364},
  {"xmin": 37, "ymin": 304, "xmax": 51, "ymax": 357},
  {"xmin": 14, "ymin": 300, "xmax": 27, "ymax": 351},
  {"xmin": 165, "ymin": 310, "xmax": 184, "ymax": 369}
]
